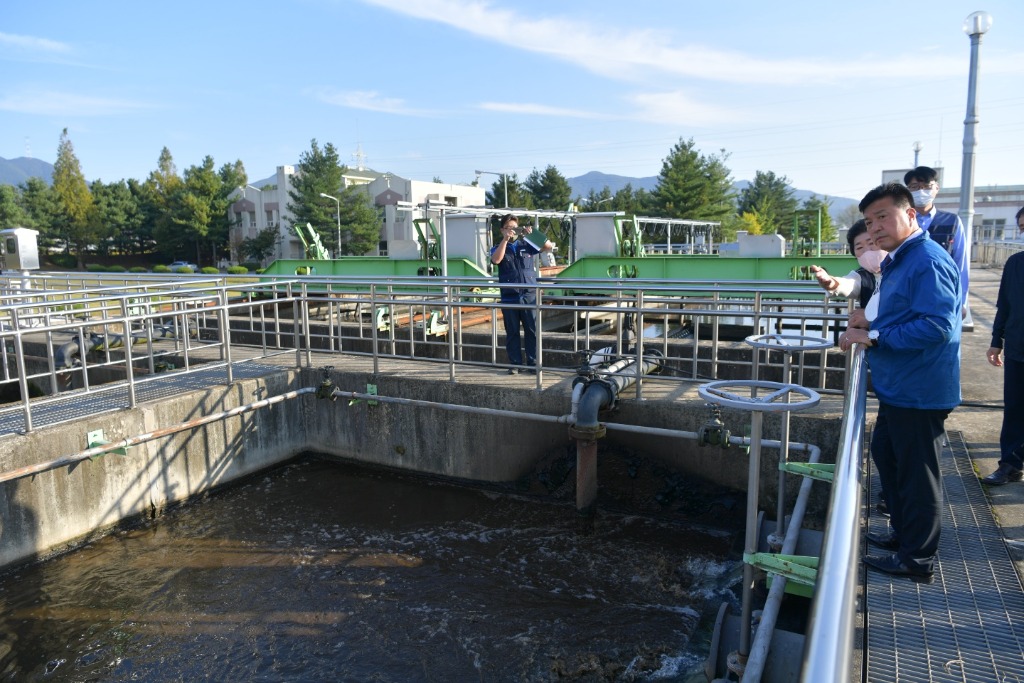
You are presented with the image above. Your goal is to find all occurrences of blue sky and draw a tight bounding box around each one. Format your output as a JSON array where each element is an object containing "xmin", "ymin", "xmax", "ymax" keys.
[{"xmin": 2, "ymin": 1, "xmax": 1023, "ymax": 201}]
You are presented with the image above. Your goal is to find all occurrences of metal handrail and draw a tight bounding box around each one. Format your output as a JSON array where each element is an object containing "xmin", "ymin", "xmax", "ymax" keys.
[
  {"xmin": 801, "ymin": 343, "xmax": 868, "ymax": 681},
  {"xmin": 0, "ymin": 273, "xmax": 853, "ymax": 433}
]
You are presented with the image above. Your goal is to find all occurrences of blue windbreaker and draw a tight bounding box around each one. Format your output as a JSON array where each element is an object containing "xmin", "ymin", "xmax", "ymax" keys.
[{"xmin": 868, "ymin": 232, "xmax": 962, "ymax": 409}]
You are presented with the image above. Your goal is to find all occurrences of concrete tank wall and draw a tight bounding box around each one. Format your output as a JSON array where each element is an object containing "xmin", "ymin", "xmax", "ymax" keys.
[
  {"xmin": 0, "ymin": 371, "xmax": 304, "ymax": 569},
  {"xmin": 0, "ymin": 366, "xmax": 844, "ymax": 572}
]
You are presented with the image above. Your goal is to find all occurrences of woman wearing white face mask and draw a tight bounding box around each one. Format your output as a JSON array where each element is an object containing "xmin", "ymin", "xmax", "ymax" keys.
[{"xmin": 811, "ymin": 219, "xmax": 887, "ymax": 315}]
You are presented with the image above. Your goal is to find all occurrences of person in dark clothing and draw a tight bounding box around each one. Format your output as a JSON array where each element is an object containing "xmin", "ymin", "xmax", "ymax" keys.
[
  {"xmin": 982, "ymin": 206, "xmax": 1024, "ymax": 485},
  {"xmin": 840, "ymin": 183, "xmax": 962, "ymax": 583},
  {"xmin": 489, "ymin": 214, "xmax": 553, "ymax": 374}
]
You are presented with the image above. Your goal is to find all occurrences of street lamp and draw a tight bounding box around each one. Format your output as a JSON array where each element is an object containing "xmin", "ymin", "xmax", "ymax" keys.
[
  {"xmin": 958, "ymin": 10, "xmax": 992, "ymax": 288},
  {"xmin": 320, "ymin": 192, "xmax": 341, "ymax": 257},
  {"xmin": 475, "ymin": 170, "xmax": 508, "ymax": 208}
]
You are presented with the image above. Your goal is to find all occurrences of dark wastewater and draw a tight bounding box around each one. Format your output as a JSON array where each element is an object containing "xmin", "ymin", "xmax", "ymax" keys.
[{"xmin": 0, "ymin": 454, "xmax": 746, "ymax": 682}]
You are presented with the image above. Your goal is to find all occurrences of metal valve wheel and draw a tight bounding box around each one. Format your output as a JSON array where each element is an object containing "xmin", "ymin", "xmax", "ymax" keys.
[
  {"xmin": 745, "ymin": 333, "xmax": 833, "ymax": 352},
  {"xmin": 698, "ymin": 380, "xmax": 820, "ymax": 413}
]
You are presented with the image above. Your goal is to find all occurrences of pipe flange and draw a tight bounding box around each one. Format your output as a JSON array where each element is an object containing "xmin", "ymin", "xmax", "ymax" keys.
[{"xmin": 569, "ymin": 423, "xmax": 606, "ymax": 441}]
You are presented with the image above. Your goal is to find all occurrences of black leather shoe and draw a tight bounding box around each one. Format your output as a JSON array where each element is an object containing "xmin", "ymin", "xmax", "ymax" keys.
[
  {"xmin": 863, "ymin": 553, "xmax": 933, "ymax": 583},
  {"xmin": 866, "ymin": 530, "xmax": 899, "ymax": 551},
  {"xmin": 982, "ymin": 464, "xmax": 1023, "ymax": 486}
]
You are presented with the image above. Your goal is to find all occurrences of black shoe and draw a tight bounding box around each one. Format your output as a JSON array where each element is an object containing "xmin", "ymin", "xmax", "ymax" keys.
[
  {"xmin": 863, "ymin": 553, "xmax": 933, "ymax": 583},
  {"xmin": 982, "ymin": 464, "xmax": 1023, "ymax": 486},
  {"xmin": 507, "ymin": 368, "xmax": 517, "ymax": 375},
  {"xmin": 866, "ymin": 530, "xmax": 899, "ymax": 551}
]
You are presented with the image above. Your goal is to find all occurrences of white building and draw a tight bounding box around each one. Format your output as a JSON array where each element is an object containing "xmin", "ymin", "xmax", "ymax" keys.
[{"xmin": 228, "ymin": 167, "xmax": 486, "ymax": 264}]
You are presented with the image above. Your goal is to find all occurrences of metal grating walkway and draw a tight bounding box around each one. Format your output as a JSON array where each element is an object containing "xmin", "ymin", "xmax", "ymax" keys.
[
  {"xmin": 0, "ymin": 361, "xmax": 287, "ymax": 438},
  {"xmin": 866, "ymin": 431, "xmax": 1024, "ymax": 682}
]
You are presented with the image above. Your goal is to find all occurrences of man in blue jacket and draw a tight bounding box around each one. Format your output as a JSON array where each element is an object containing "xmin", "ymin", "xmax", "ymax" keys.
[
  {"xmin": 840, "ymin": 182, "xmax": 962, "ymax": 582},
  {"xmin": 904, "ymin": 166, "xmax": 969, "ymax": 314},
  {"xmin": 490, "ymin": 214, "xmax": 553, "ymax": 374}
]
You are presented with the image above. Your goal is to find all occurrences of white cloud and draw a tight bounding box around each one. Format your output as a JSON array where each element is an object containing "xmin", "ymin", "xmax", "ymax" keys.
[
  {"xmin": 627, "ymin": 90, "xmax": 744, "ymax": 127},
  {"xmin": 310, "ymin": 87, "xmax": 437, "ymax": 116},
  {"xmin": 478, "ymin": 101, "xmax": 607, "ymax": 119},
  {"xmin": 0, "ymin": 89, "xmax": 151, "ymax": 116},
  {"xmin": 0, "ymin": 31, "xmax": 72, "ymax": 54},
  {"xmin": 358, "ymin": 0, "xmax": 1024, "ymax": 86}
]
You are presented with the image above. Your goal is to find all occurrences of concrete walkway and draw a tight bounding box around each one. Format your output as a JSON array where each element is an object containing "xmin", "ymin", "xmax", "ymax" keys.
[
  {"xmin": 857, "ymin": 263, "xmax": 1024, "ymax": 683},
  {"xmin": 949, "ymin": 264, "xmax": 1024, "ymax": 579}
]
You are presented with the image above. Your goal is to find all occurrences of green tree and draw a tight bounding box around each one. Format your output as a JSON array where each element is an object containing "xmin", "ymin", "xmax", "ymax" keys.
[
  {"xmin": 793, "ymin": 195, "xmax": 837, "ymax": 253},
  {"xmin": 485, "ymin": 173, "xmax": 531, "ymax": 209},
  {"xmin": 288, "ymin": 139, "xmax": 346, "ymax": 252},
  {"xmin": 524, "ymin": 165, "xmax": 572, "ymax": 210},
  {"xmin": 736, "ymin": 211, "xmax": 764, "ymax": 235},
  {"xmin": 19, "ymin": 177, "xmax": 59, "ymax": 242},
  {"xmin": 241, "ymin": 226, "xmax": 279, "ymax": 264},
  {"xmin": 88, "ymin": 179, "xmax": 142, "ymax": 256},
  {"xmin": 210, "ymin": 160, "xmax": 247, "ymax": 263},
  {"xmin": 143, "ymin": 147, "xmax": 184, "ymax": 260},
  {"xmin": 164, "ymin": 155, "xmax": 220, "ymax": 264},
  {"xmin": 52, "ymin": 128, "xmax": 95, "ymax": 267},
  {"xmin": 612, "ymin": 183, "xmax": 655, "ymax": 215},
  {"xmin": 737, "ymin": 170, "xmax": 797, "ymax": 236},
  {"xmin": 0, "ymin": 185, "xmax": 29, "ymax": 228},
  {"xmin": 337, "ymin": 186, "xmax": 380, "ymax": 256},
  {"xmin": 577, "ymin": 187, "xmax": 613, "ymax": 211},
  {"xmin": 652, "ymin": 138, "xmax": 734, "ymax": 221},
  {"xmin": 126, "ymin": 178, "xmax": 156, "ymax": 255}
]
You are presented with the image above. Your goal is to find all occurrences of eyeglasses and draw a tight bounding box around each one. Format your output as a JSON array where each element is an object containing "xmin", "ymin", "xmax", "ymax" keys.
[{"xmin": 907, "ymin": 182, "xmax": 937, "ymax": 191}]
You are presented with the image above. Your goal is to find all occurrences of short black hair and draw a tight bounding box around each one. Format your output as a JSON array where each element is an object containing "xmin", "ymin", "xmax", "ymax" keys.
[
  {"xmin": 846, "ymin": 219, "xmax": 868, "ymax": 251},
  {"xmin": 1016, "ymin": 206, "xmax": 1024, "ymax": 224},
  {"xmin": 859, "ymin": 182, "xmax": 914, "ymax": 213},
  {"xmin": 904, "ymin": 166, "xmax": 939, "ymax": 186},
  {"xmin": 500, "ymin": 213, "xmax": 517, "ymax": 229}
]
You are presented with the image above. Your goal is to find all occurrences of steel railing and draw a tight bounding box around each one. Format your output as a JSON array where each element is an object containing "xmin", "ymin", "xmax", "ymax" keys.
[
  {"xmin": 801, "ymin": 344, "xmax": 869, "ymax": 681},
  {"xmin": 0, "ymin": 272, "xmax": 854, "ymax": 432}
]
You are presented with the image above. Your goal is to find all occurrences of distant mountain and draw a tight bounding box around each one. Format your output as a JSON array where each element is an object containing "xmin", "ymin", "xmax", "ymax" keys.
[
  {"xmin": 0, "ymin": 156, "xmax": 54, "ymax": 186},
  {"xmin": 569, "ymin": 172, "xmax": 858, "ymax": 223},
  {"xmin": 568, "ymin": 171, "xmax": 658, "ymax": 197}
]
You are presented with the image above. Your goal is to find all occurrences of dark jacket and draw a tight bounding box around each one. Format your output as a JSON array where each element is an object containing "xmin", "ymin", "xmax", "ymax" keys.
[
  {"xmin": 991, "ymin": 251, "xmax": 1024, "ymax": 362},
  {"xmin": 491, "ymin": 239, "xmax": 540, "ymax": 303}
]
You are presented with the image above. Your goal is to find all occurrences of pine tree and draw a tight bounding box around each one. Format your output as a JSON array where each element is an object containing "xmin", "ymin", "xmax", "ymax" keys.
[
  {"xmin": 52, "ymin": 128, "xmax": 95, "ymax": 267},
  {"xmin": 652, "ymin": 138, "xmax": 734, "ymax": 222},
  {"xmin": 287, "ymin": 139, "xmax": 347, "ymax": 253},
  {"xmin": 737, "ymin": 170, "xmax": 797, "ymax": 235}
]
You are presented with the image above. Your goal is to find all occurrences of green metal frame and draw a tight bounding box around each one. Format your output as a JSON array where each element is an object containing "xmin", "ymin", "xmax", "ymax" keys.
[{"xmin": 555, "ymin": 254, "xmax": 857, "ymax": 287}]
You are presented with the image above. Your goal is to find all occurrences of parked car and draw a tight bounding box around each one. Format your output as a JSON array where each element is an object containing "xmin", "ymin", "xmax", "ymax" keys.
[{"xmin": 168, "ymin": 260, "xmax": 199, "ymax": 272}]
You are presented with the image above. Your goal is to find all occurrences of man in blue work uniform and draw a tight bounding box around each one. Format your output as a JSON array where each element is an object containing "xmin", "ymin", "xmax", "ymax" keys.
[
  {"xmin": 904, "ymin": 166, "xmax": 969, "ymax": 315},
  {"xmin": 841, "ymin": 182, "xmax": 962, "ymax": 583},
  {"xmin": 490, "ymin": 214, "xmax": 553, "ymax": 374}
]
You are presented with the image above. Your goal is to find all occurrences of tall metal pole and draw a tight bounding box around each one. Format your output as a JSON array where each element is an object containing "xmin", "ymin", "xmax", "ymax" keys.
[
  {"xmin": 320, "ymin": 192, "xmax": 341, "ymax": 257},
  {"xmin": 475, "ymin": 170, "xmax": 508, "ymax": 208},
  {"xmin": 957, "ymin": 11, "xmax": 992, "ymax": 279}
]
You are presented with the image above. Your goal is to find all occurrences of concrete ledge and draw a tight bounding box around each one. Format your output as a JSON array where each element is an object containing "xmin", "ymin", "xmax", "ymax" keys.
[{"xmin": 0, "ymin": 361, "xmax": 844, "ymax": 571}]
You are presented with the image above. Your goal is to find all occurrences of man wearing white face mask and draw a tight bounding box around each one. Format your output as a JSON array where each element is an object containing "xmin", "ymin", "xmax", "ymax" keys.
[{"xmin": 904, "ymin": 166, "xmax": 968, "ymax": 314}]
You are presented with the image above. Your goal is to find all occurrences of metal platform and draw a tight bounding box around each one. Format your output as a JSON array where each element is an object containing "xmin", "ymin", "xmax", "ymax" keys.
[
  {"xmin": 867, "ymin": 430, "xmax": 1024, "ymax": 682},
  {"xmin": 0, "ymin": 361, "xmax": 286, "ymax": 438}
]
